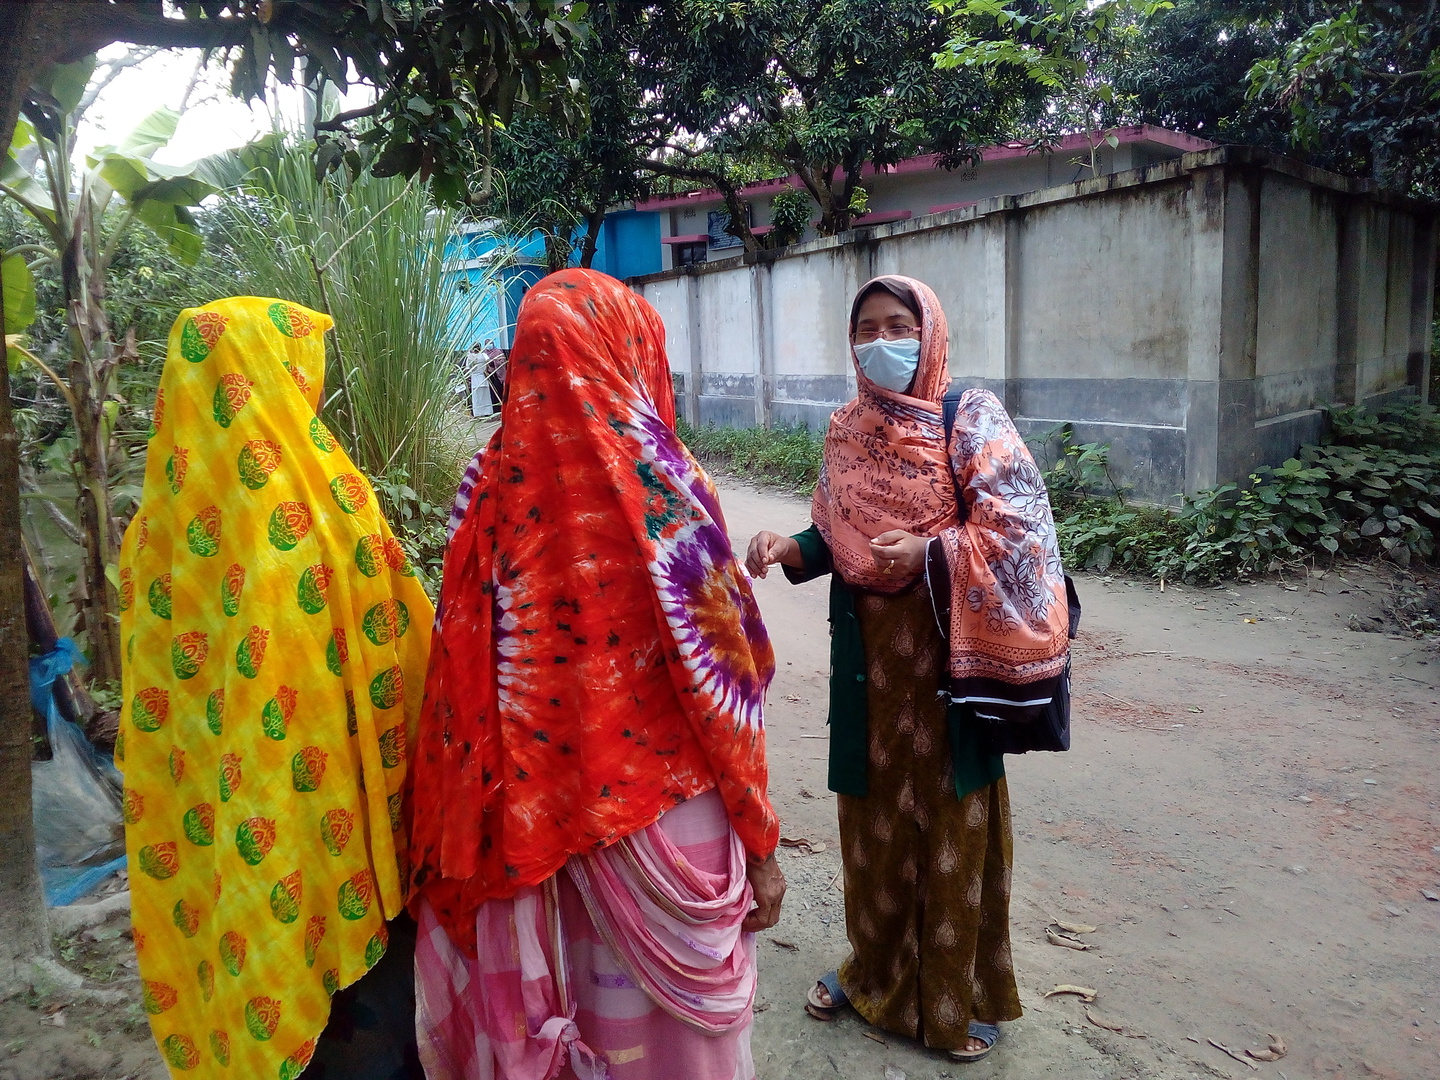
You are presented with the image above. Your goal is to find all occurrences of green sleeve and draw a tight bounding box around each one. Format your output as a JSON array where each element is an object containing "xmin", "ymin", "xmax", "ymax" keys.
[{"xmin": 782, "ymin": 524, "xmax": 833, "ymax": 584}]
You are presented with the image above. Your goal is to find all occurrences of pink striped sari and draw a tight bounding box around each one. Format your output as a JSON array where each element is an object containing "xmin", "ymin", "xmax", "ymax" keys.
[{"xmin": 414, "ymin": 789, "xmax": 756, "ymax": 1080}]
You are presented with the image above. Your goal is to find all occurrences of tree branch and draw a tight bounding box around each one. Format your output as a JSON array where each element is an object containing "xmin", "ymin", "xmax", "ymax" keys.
[
  {"xmin": 77, "ymin": 11, "xmax": 254, "ymax": 53},
  {"xmin": 75, "ymin": 46, "xmax": 162, "ymax": 120},
  {"xmin": 314, "ymin": 103, "xmax": 381, "ymax": 131}
]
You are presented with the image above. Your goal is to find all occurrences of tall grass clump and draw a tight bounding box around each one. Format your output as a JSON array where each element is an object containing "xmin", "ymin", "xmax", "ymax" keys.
[
  {"xmin": 212, "ymin": 142, "xmax": 495, "ymax": 514},
  {"xmin": 678, "ymin": 420, "xmax": 826, "ymax": 493}
]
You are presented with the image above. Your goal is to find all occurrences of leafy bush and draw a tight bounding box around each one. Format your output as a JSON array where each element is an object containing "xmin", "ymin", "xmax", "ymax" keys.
[
  {"xmin": 1042, "ymin": 402, "xmax": 1439, "ymax": 582},
  {"xmin": 677, "ymin": 419, "xmax": 825, "ymax": 494},
  {"xmin": 767, "ymin": 186, "xmax": 813, "ymax": 248},
  {"xmin": 370, "ymin": 467, "xmax": 449, "ymax": 600}
]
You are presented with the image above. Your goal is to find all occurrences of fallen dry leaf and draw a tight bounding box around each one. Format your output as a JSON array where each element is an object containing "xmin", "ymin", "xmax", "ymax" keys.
[
  {"xmin": 1245, "ymin": 1033, "xmax": 1288, "ymax": 1062},
  {"xmin": 784, "ymin": 694, "xmax": 803, "ymax": 703},
  {"xmin": 1053, "ymin": 919, "xmax": 1098, "ymax": 934},
  {"xmin": 778, "ymin": 836, "xmax": 812, "ymax": 847},
  {"xmin": 1422, "ymin": 889, "xmax": 1439, "ymax": 901},
  {"xmin": 799, "ymin": 788, "xmax": 817, "ymax": 799},
  {"xmin": 1044, "ymin": 984, "xmax": 1098, "ymax": 1003},
  {"xmin": 1208, "ymin": 1038, "xmax": 1261, "ymax": 1070},
  {"xmin": 768, "ymin": 938, "xmax": 799, "ymax": 951},
  {"xmin": 1045, "ymin": 928, "xmax": 1092, "ymax": 951},
  {"xmin": 1085, "ymin": 1007, "xmax": 1146, "ymax": 1038},
  {"xmin": 753, "ymin": 1003, "xmax": 771, "ymax": 1013},
  {"xmin": 809, "ymin": 842, "xmax": 828, "ymax": 853},
  {"xmin": 861, "ymin": 1031, "xmax": 887, "ymax": 1046}
]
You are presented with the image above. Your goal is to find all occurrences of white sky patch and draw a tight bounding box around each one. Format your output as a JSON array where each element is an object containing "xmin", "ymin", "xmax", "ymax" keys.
[{"xmin": 76, "ymin": 44, "xmax": 376, "ymax": 166}]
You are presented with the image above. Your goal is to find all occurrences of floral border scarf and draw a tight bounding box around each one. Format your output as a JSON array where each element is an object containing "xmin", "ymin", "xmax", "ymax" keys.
[
  {"xmin": 813, "ymin": 275, "xmax": 1069, "ymax": 696},
  {"xmin": 933, "ymin": 388, "xmax": 1070, "ymax": 701},
  {"xmin": 407, "ymin": 269, "xmax": 777, "ymax": 956},
  {"xmin": 117, "ymin": 297, "xmax": 434, "ymax": 1079}
]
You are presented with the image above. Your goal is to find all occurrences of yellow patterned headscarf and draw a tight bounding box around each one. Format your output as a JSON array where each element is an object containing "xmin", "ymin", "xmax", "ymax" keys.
[{"xmin": 116, "ymin": 296, "xmax": 433, "ymax": 1078}]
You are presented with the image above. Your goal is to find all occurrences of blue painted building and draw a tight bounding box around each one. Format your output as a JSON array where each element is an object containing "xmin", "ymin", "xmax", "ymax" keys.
[{"xmin": 444, "ymin": 210, "xmax": 662, "ymax": 352}]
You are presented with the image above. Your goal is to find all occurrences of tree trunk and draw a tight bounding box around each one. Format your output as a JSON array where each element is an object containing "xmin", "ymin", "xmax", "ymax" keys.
[
  {"xmin": 578, "ymin": 207, "xmax": 606, "ymax": 270},
  {"xmin": 0, "ymin": 0, "xmax": 58, "ymax": 993},
  {"xmin": 61, "ymin": 214, "xmax": 122, "ymax": 687},
  {"xmin": 543, "ymin": 231, "xmax": 571, "ymax": 274}
]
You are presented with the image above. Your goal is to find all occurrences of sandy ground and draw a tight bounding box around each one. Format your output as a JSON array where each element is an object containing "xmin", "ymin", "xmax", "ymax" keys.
[{"xmin": 4, "ymin": 477, "xmax": 1437, "ymax": 1080}]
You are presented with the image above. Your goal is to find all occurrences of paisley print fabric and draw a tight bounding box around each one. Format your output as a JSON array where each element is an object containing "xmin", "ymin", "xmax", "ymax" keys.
[
  {"xmin": 117, "ymin": 297, "xmax": 434, "ymax": 1079},
  {"xmin": 407, "ymin": 269, "xmax": 777, "ymax": 956},
  {"xmin": 812, "ymin": 275, "xmax": 1068, "ymax": 690},
  {"xmin": 811, "ymin": 275, "xmax": 958, "ymax": 594},
  {"xmin": 835, "ymin": 588, "xmax": 1020, "ymax": 1049}
]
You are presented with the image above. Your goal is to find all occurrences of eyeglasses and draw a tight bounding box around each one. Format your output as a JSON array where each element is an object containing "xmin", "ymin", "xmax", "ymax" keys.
[{"xmin": 852, "ymin": 326, "xmax": 920, "ymax": 344}]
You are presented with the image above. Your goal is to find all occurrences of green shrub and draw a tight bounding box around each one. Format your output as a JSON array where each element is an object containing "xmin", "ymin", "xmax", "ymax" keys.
[
  {"xmin": 1044, "ymin": 402, "xmax": 1439, "ymax": 582},
  {"xmin": 677, "ymin": 419, "xmax": 826, "ymax": 494}
]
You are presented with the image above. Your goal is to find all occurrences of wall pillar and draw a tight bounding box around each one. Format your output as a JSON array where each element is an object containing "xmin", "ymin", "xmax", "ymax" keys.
[
  {"xmin": 1407, "ymin": 212, "xmax": 1437, "ymax": 403},
  {"xmin": 1183, "ymin": 165, "xmax": 1228, "ymax": 494},
  {"xmin": 685, "ymin": 271, "xmax": 702, "ymax": 425},
  {"xmin": 750, "ymin": 261, "xmax": 774, "ymax": 427},
  {"xmin": 971, "ymin": 198, "xmax": 1017, "ymax": 403},
  {"xmin": 1213, "ymin": 165, "xmax": 1262, "ymax": 488},
  {"xmin": 1333, "ymin": 198, "xmax": 1363, "ymax": 405}
]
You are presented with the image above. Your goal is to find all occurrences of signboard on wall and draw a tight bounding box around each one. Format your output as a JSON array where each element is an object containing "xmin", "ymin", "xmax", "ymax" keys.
[{"xmin": 707, "ymin": 207, "xmax": 748, "ymax": 250}]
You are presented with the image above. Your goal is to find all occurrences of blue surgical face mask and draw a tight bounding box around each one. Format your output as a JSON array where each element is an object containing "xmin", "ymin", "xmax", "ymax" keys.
[{"xmin": 853, "ymin": 336, "xmax": 921, "ymax": 393}]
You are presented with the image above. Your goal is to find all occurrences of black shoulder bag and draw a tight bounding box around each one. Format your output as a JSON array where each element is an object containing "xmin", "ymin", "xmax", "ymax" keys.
[{"xmin": 930, "ymin": 385, "xmax": 1080, "ymax": 755}]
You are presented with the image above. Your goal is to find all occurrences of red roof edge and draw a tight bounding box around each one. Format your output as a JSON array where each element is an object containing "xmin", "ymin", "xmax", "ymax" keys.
[{"xmin": 636, "ymin": 125, "xmax": 1216, "ymax": 212}]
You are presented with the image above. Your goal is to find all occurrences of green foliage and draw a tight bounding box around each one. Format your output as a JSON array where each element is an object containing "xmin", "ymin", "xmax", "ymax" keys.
[
  {"xmin": 1039, "ymin": 403, "xmax": 1440, "ymax": 583},
  {"xmin": 635, "ymin": 0, "xmax": 1045, "ymax": 237},
  {"xmin": 766, "ymin": 185, "xmax": 814, "ymax": 248},
  {"xmin": 1111, "ymin": 0, "xmax": 1309, "ymax": 146},
  {"xmin": 12, "ymin": 2, "xmax": 587, "ymax": 207},
  {"xmin": 370, "ymin": 468, "xmax": 449, "ymax": 599},
  {"xmin": 1242, "ymin": 3, "xmax": 1440, "ymax": 195},
  {"xmin": 211, "ymin": 141, "xmax": 486, "ymax": 513},
  {"xmin": 937, "ymin": 0, "xmax": 1174, "ymax": 174},
  {"xmin": 677, "ymin": 420, "xmax": 826, "ymax": 494}
]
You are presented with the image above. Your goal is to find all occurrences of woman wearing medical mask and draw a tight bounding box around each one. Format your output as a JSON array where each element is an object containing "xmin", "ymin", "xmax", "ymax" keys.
[{"xmin": 747, "ymin": 275, "xmax": 1060, "ymax": 1065}]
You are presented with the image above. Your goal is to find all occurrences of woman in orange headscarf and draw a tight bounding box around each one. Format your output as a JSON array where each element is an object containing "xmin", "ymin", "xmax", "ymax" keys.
[
  {"xmin": 746, "ymin": 276, "xmax": 1071, "ymax": 1064},
  {"xmin": 406, "ymin": 269, "xmax": 783, "ymax": 1080}
]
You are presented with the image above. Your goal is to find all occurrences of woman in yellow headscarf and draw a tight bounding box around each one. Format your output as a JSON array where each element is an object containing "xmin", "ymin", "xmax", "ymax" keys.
[{"xmin": 116, "ymin": 297, "xmax": 433, "ymax": 1078}]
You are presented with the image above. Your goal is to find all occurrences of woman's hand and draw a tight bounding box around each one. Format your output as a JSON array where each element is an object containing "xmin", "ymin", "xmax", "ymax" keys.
[
  {"xmin": 869, "ymin": 530, "xmax": 929, "ymax": 579},
  {"xmin": 746, "ymin": 531, "xmax": 801, "ymax": 578},
  {"xmin": 742, "ymin": 853, "xmax": 786, "ymax": 932}
]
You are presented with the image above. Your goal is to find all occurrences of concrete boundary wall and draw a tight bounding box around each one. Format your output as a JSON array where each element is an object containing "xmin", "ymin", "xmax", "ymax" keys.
[{"xmin": 631, "ymin": 147, "xmax": 1436, "ymax": 503}]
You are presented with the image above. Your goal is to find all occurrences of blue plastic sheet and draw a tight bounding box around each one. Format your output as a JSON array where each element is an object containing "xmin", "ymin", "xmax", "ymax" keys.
[{"xmin": 29, "ymin": 639, "xmax": 126, "ymax": 906}]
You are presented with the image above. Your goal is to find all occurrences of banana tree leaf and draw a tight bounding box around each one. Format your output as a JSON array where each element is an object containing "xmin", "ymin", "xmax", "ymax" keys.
[
  {"xmin": 40, "ymin": 56, "xmax": 98, "ymax": 115},
  {"xmin": 2, "ymin": 255, "xmax": 37, "ymax": 335},
  {"xmin": 131, "ymin": 176, "xmax": 217, "ymax": 208},
  {"xmin": 6, "ymin": 114, "xmax": 35, "ymax": 154},
  {"xmin": 94, "ymin": 154, "xmax": 151, "ymax": 201},
  {"xmin": 115, "ymin": 107, "xmax": 181, "ymax": 158},
  {"xmin": 188, "ymin": 133, "xmax": 285, "ymax": 190},
  {"xmin": 135, "ymin": 200, "xmax": 203, "ymax": 264},
  {"xmin": 1, "ymin": 147, "xmax": 56, "ymax": 219}
]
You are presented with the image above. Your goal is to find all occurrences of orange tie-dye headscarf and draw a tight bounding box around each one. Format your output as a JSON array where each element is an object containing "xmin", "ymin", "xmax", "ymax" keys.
[
  {"xmin": 406, "ymin": 270, "xmax": 777, "ymax": 955},
  {"xmin": 813, "ymin": 275, "xmax": 1070, "ymax": 699}
]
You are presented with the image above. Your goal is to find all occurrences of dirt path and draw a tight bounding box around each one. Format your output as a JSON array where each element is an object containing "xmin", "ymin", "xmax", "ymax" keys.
[{"xmin": 4, "ymin": 478, "xmax": 1437, "ymax": 1080}]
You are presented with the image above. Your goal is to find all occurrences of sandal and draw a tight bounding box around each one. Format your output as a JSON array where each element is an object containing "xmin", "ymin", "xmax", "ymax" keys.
[
  {"xmin": 804, "ymin": 971, "xmax": 848, "ymax": 1021},
  {"xmin": 949, "ymin": 1021, "xmax": 1000, "ymax": 1063}
]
